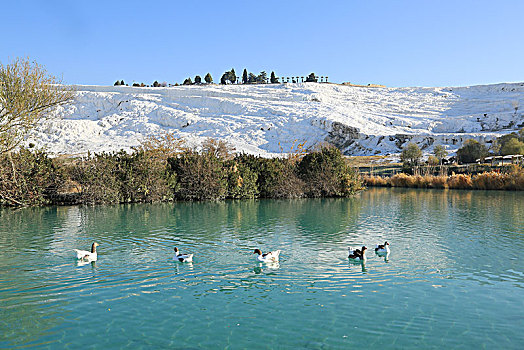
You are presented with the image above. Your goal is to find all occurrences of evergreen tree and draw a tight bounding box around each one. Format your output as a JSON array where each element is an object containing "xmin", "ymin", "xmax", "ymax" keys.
[
  {"xmin": 120, "ymin": 80, "xmax": 125, "ymax": 85},
  {"xmin": 194, "ymin": 75, "xmax": 202, "ymax": 84},
  {"xmin": 220, "ymin": 73, "xmax": 228, "ymax": 84},
  {"xmin": 114, "ymin": 80, "xmax": 121, "ymax": 86},
  {"xmin": 400, "ymin": 143, "xmax": 422, "ymax": 169},
  {"xmin": 153, "ymin": 80, "xmax": 160, "ymax": 87},
  {"xmin": 248, "ymin": 73, "xmax": 257, "ymax": 84},
  {"xmin": 257, "ymin": 71, "xmax": 268, "ymax": 83},
  {"xmin": 204, "ymin": 73, "xmax": 213, "ymax": 84},
  {"xmin": 183, "ymin": 77, "xmax": 193, "ymax": 85},
  {"xmin": 456, "ymin": 139, "xmax": 488, "ymax": 164},
  {"xmin": 270, "ymin": 71, "xmax": 277, "ymax": 84},
  {"xmin": 242, "ymin": 69, "xmax": 248, "ymax": 84},
  {"xmin": 229, "ymin": 68, "xmax": 236, "ymax": 84},
  {"xmin": 305, "ymin": 73, "xmax": 317, "ymax": 82}
]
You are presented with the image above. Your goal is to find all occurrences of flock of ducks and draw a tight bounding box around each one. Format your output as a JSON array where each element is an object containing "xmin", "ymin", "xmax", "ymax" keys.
[
  {"xmin": 347, "ymin": 241, "xmax": 390, "ymax": 262},
  {"xmin": 73, "ymin": 241, "xmax": 390, "ymax": 264}
]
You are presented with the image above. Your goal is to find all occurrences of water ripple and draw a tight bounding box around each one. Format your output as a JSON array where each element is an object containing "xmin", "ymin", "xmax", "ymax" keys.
[{"xmin": 1, "ymin": 190, "xmax": 523, "ymax": 348}]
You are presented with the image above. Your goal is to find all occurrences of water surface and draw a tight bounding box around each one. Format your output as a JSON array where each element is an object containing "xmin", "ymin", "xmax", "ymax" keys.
[{"xmin": 1, "ymin": 188, "xmax": 523, "ymax": 349}]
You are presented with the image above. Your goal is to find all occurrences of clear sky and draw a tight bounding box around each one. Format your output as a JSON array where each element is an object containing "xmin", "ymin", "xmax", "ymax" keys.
[{"xmin": 2, "ymin": 0, "xmax": 523, "ymax": 87}]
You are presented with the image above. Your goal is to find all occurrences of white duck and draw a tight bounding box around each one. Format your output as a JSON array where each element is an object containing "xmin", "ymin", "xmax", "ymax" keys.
[
  {"xmin": 348, "ymin": 246, "xmax": 367, "ymax": 262},
  {"xmin": 73, "ymin": 242, "xmax": 99, "ymax": 261},
  {"xmin": 174, "ymin": 247, "xmax": 193, "ymax": 262},
  {"xmin": 253, "ymin": 249, "xmax": 281, "ymax": 263},
  {"xmin": 375, "ymin": 241, "xmax": 390, "ymax": 254}
]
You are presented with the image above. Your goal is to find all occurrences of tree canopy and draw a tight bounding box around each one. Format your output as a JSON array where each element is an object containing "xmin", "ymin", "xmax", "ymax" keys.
[
  {"xmin": 270, "ymin": 71, "xmax": 278, "ymax": 84},
  {"xmin": 456, "ymin": 139, "xmax": 488, "ymax": 164},
  {"xmin": 400, "ymin": 143, "xmax": 422, "ymax": 168},
  {"xmin": 0, "ymin": 57, "xmax": 74, "ymax": 155},
  {"xmin": 242, "ymin": 69, "xmax": 248, "ymax": 84},
  {"xmin": 433, "ymin": 145, "xmax": 447, "ymax": 164},
  {"xmin": 500, "ymin": 138, "xmax": 524, "ymax": 155},
  {"xmin": 305, "ymin": 73, "xmax": 317, "ymax": 82}
]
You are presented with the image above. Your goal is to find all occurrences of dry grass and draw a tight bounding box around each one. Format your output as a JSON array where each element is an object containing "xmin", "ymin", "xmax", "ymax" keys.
[
  {"xmin": 364, "ymin": 167, "xmax": 524, "ymax": 191},
  {"xmin": 345, "ymin": 155, "xmax": 393, "ymax": 167},
  {"xmin": 362, "ymin": 175, "xmax": 389, "ymax": 187},
  {"xmin": 427, "ymin": 175, "xmax": 448, "ymax": 189},
  {"xmin": 472, "ymin": 172, "xmax": 504, "ymax": 190},
  {"xmin": 447, "ymin": 174, "xmax": 473, "ymax": 189}
]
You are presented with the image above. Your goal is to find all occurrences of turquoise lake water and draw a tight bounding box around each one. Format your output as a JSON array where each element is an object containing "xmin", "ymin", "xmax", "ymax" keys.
[{"xmin": 1, "ymin": 188, "xmax": 523, "ymax": 349}]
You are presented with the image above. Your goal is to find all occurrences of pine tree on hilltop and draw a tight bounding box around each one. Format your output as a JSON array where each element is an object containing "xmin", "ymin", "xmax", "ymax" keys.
[
  {"xmin": 194, "ymin": 75, "xmax": 202, "ymax": 84},
  {"xmin": 270, "ymin": 71, "xmax": 277, "ymax": 84},
  {"xmin": 242, "ymin": 69, "xmax": 248, "ymax": 84},
  {"xmin": 114, "ymin": 80, "xmax": 121, "ymax": 86},
  {"xmin": 257, "ymin": 71, "xmax": 267, "ymax": 84},
  {"xmin": 305, "ymin": 73, "xmax": 317, "ymax": 82},
  {"xmin": 220, "ymin": 73, "xmax": 227, "ymax": 84},
  {"xmin": 153, "ymin": 80, "xmax": 160, "ymax": 87},
  {"xmin": 120, "ymin": 80, "xmax": 125, "ymax": 85},
  {"xmin": 229, "ymin": 68, "xmax": 237, "ymax": 84},
  {"xmin": 205, "ymin": 73, "xmax": 213, "ymax": 84},
  {"xmin": 183, "ymin": 77, "xmax": 193, "ymax": 85},
  {"xmin": 248, "ymin": 73, "xmax": 256, "ymax": 84}
]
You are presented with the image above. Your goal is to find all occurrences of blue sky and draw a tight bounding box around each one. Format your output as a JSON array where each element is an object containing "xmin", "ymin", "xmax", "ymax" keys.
[{"xmin": 2, "ymin": 0, "xmax": 523, "ymax": 87}]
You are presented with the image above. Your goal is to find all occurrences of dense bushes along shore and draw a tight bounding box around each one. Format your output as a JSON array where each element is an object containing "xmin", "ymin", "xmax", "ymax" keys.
[
  {"xmin": 363, "ymin": 168, "xmax": 524, "ymax": 191},
  {"xmin": 0, "ymin": 141, "xmax": 363, "ymax": 207}
]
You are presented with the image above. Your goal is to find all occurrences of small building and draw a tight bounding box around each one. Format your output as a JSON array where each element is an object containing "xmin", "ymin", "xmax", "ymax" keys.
[{"xmin": 484, "ymin": 155, "xmax": 523, "ymax": 166}]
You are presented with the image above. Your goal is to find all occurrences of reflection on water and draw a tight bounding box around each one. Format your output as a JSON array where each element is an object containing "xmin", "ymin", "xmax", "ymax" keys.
[{"xmin": 0, "ymin": 189, "xmax": 523, "ymax": 349}]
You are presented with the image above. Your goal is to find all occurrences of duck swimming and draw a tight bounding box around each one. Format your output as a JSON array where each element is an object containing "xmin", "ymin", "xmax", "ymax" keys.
[
  {"xmin": 253, "ymin": 249, "xmax": 281, "ymax": 263},
  {"xmin": 348, "ymin": 246, "xmax": 364, "ymax": 256},
  {"xmin": 174, "ymin": 247, "xmax": 193, "ymax": 262},
  {"xmin": 375, "ymin": 241, "xmax": 390, "ymax": 254},
  {"xmin": 73, "ymin": 242, "xmax": 99, "ymax": 261},
  {"xmin": 348, "ymin": 246, "xmax": 367, "ymax": 262}
]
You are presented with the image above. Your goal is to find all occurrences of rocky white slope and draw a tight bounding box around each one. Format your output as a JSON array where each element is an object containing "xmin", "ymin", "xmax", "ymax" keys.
[{"xmin": 29, "ymin": 82, "xmax": 524, "ymax": 157}]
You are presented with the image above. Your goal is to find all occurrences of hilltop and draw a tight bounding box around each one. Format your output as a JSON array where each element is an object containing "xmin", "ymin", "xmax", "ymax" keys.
[{"xmin": 29, "ymin": 82, "xmax": 524, "ymax": 157}]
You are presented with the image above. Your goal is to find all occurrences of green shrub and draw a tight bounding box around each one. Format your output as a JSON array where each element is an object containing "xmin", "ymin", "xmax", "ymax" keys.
[
  {"xmin": 168, "ymin": 151, "xmax": 227, "ymax": 200},
  {"xmin": 298, "ymin": 144, "xmax": 361, "ymax": 197},
  {"xmin": 116, "ymin": 150, "xmax": 174, "ymax": 203},
  {"xmin": 0, "ymin": 148, "xmax": 56, "ymax": 206},
  {"xmin": 68, "ymin": 152, "xmax": 121, "ymax": 204},
  {"xmin": 233, "ymin": 154, "xmax": 304, "ymax": 199},
  {"xmin": 226, "ymin": 161, "xmax": 258, "ymax": 199}
]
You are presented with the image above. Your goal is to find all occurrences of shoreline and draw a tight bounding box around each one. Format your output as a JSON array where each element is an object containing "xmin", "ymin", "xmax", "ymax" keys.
[{"xmin": 363, "ymin": 170, "xmax": 524, "ymax": 191}]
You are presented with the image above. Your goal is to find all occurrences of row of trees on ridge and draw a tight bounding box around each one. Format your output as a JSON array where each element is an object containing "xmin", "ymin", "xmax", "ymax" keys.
[{"xmin": 114, "ymin": 71, "xmax": 326, "ymax": 87}]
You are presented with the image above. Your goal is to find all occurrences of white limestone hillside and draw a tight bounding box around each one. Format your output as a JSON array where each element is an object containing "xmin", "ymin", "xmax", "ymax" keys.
[{"xmin": 29, "ymin": 82, "xmax": 524, "ymax": 157}]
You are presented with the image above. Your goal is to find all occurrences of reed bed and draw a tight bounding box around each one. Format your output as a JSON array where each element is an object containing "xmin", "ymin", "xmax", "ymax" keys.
[{"xmin": 362, "ymin": 168, "xmax": 524, "ymax": 191}]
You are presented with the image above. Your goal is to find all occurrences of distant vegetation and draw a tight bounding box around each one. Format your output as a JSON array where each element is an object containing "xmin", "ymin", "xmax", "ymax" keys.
[
  {"xmin": 114, "ymin": 69, "xmax": 329, "ymax": 87},
  {"xmin": 366, "ymin": 130, "xmax": 524, "ymax": 191},
  {"xmin": 399, "ymin": 129, "xmax": 524, "ymax": 173},
  {"xmin": 363, "ymin": 168, "xmax": 524, "ymax": 191},
  {"xmin": 0, "ymin": 138, "xmax": 363, "ymax": 207}
]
